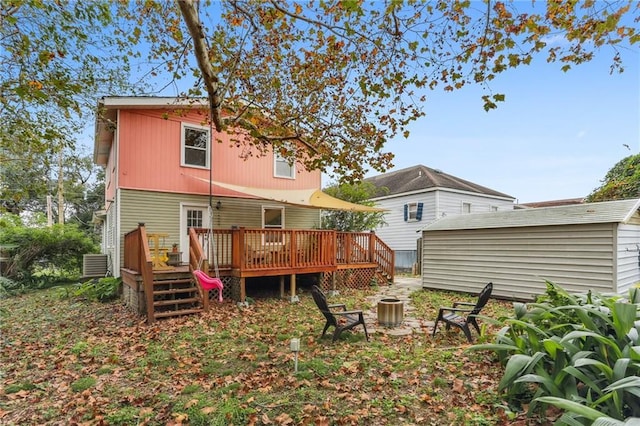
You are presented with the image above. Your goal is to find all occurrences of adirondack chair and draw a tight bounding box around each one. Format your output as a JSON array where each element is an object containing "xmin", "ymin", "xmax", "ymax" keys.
[
  {"xmin": 432, "ymin": 282, "xmax": 493, "ymax": 343},
  {"xmin": 311, "ymin": 285, "xmax": 369, "ymax": 342}
]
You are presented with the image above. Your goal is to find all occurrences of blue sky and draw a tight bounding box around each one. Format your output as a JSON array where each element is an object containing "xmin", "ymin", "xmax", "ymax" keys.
[{"xmin": 373, "ymin": 47, "xmax": 639, "ymax": 204}]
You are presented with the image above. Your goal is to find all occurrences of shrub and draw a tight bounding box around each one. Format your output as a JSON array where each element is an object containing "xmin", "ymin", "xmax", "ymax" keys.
[
  {"xmin": 71, "ymin": 277, "xmax": 121, "ymax": 302},
  {"xmin": 0, "ymin": 214, "xmax": 98, "ymax": 286},
  {"xmin": 471, "ymin": 281, "xmax": 640, "ymax": 423}
]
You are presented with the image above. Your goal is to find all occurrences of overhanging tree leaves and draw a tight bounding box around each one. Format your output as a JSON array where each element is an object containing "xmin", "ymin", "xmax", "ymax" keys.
[
  {"xmin": 127, "ymin": 0, "xmax": 639, "ymax": 182},
  {"xmin": 586, "ymin": 154, "xmax": 640, "ymax": 202},
  {"xmin": 3, "ymin": 1, "xmax": 639, "ymax": 184},
  {"xmin": 1, "ymin": 1, "xmax": 135, "ymax": 219},
  {"xmin": 1, "ymin": 1, "xmax": 132, "ymax": 154}
]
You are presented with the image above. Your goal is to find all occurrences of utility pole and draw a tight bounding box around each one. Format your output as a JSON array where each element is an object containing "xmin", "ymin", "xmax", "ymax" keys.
[{"xmin": 57, "ymin": 150, "xmax": 64, "ymax": 224}]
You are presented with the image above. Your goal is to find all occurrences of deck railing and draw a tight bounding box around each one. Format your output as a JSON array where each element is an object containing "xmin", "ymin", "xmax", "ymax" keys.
[
  {"xmin": 123, "ymin": 226, "xmax": 394, "ymax": 320},
  {"xmin": 191, "ymin": 227, "xmax": 392, "ymax": 280}
]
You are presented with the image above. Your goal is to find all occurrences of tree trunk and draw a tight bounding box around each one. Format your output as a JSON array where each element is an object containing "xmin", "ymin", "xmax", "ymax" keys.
[{"xmin": 176, "ymin": 0, "xmax": 223, "ymax": 132}]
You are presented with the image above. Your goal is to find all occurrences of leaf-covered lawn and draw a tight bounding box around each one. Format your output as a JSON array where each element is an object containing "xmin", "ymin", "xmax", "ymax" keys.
[{"xmin": 1, "ymin": 285, "xmax": 524, "ymax": 425}]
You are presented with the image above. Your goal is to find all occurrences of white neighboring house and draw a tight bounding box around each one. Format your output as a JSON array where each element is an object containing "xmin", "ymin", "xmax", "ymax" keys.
[{"xmin": 365, "ymin": 164, "xmax": 515, "ymax": 271}]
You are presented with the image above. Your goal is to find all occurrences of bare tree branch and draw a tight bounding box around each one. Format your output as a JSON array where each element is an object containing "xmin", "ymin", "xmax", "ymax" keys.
[{"xmin": 176, "ymin": 0, "xmax": 223, "ymax": 131}]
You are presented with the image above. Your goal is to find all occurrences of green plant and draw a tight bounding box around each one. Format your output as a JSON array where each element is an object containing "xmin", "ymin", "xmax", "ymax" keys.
[
  {"xmin": 70, "ymin": 376, "xmax": 96, "ymax": 393},
  {"xmin": 0, "ymin": 215, "xmax": 98, "ymax": 285},
  {"xmin": 471, "ymin": 281, "xmax": 640, "ymax": 422},
  {"xmin": 5, "ymin": 382, "xmax": 36, "ymax": 394},
  {"xmin": 72, "ymin": 277, "xmax": 121, "ymax": 302},
  {"xmin": 0, "ymin": 276, "xmax": 24, "ymax": 297}
]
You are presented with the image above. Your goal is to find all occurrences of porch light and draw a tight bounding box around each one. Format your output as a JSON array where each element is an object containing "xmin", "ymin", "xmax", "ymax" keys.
[
  {"xmin": 215, "ymin": 201, "xmax": 222, "ymax": 210},
  {"xmin": 290, "ymin": 338, "xmax": 300, "ymax": 373}
]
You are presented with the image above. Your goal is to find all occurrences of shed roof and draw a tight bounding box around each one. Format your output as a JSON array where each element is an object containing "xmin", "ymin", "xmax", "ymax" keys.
[
  {"xmin": 421, "ymin": 198, "xmax": 640, "ymax": 232},
  {"xmin": 364, "ymin": 164, "xmax": 514, "ymax": 200}
]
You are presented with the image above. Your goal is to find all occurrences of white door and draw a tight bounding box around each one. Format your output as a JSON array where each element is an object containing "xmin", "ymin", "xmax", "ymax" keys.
[{"xmin": 180, "ymin": 204, "xmax": 210, "ymax": 264}]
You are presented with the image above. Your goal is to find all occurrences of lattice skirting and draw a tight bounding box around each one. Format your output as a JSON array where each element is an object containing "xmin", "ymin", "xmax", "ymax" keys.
[
  {"xmin": 204, "ymin": 276, "xmax": 236, "ymax": 302},
  {"xmin": 320, "ymin": 267, "xmax": 379, "ymax": 291}
]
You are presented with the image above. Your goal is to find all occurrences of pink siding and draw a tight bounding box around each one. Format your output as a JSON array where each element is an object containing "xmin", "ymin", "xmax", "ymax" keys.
[
  {"xmin": 105, "ymin": 133, "xmax": 117, "ymax": 204},
  {"xmin": 117, "ymin": 109, "xmax": 321, "ymax": 196}
]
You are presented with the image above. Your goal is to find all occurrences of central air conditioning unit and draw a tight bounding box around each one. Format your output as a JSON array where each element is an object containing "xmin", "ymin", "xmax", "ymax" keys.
[{"xmin": 83, "ymin": 254, "xmax": 108, "ymax": 278}]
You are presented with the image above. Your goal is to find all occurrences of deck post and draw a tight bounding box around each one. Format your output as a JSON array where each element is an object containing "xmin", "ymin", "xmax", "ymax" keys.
[
  {"xmin": 239, "ymin": 277, "xmax": 246, "ymax": 302},
  {"xmin": 279, "ymin": 275, "xmax": 285, "ymax": 299},
  {"xmin": 289, "ymin": 273, "xmax": 299, "ymax": 302},
  {"xmin": 369, "ymin": 231, "xmax": 376, "ymax": 262},
  {"xmin": 328, "ymin": 272, "xmax": 339, "ymax": 296}
]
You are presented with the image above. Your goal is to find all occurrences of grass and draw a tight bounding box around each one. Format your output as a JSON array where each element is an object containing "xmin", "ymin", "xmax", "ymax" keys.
[{"xmin": 0, "ymin": 283, "xmax": 526, "ymax": 425}]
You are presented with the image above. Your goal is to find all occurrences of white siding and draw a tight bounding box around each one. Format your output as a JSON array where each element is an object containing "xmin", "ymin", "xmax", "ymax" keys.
[
  {"xmin": 422, "ymin": 223, "xmax": 617, "ymax": 301},
  {"xmin": 437, "ymin": 190, "xmax": 514, "ymax": 216},
  {"xmin": 373, "ymin": 190, "xmax": 513, "ymax": 252},
  {"xmin": 616, "ymin": 223, "xmax": 640, "ymax": 294},
  {"xmin": 373, "ymin": 192, "xmax": 436, "ymax": 251}
]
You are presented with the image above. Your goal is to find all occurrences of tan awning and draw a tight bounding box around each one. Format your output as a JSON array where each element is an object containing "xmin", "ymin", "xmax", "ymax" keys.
[{"xmin": 191, "ymin": 176, "xmax": 384, "ymax": 212}]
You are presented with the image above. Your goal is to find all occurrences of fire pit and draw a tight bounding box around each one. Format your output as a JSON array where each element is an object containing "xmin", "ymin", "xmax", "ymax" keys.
[{"xmin": 377, "ymin": 298, "xmax": 404, "ymax": 327}]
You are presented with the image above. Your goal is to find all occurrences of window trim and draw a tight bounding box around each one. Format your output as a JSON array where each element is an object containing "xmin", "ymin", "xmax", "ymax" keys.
[
  {"xmin": 273, "ymin": 150, "xmax": 295, "ymax": 179},
  {"xmin": 404, "ymin": 202, "xmax": 423, "ymax": 222},
  {"xmin": 462, "ymin": 202, "xmax": 472, "ymax": 214},
  {"xmin": 262, "ymin": 205, "xmax": 285, "ymax": 244},
  {"xmin": 181, "ymin": 122, "xmax": 210, "ymax": 169}
]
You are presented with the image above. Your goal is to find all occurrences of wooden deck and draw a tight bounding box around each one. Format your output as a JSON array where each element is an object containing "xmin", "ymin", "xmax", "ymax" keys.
[{"xmin": 122, "ymin": 225, "xmax": 394, "ymax": 323}]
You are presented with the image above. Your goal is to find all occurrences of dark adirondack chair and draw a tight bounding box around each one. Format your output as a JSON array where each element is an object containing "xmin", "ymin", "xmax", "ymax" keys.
[
  {"xmin": 311, "ymin": 285, "xmax": 369, "ymax": 342},
  {"xmin": 432, "ymin": 282, "xmax": 493, "ymax": 343}
]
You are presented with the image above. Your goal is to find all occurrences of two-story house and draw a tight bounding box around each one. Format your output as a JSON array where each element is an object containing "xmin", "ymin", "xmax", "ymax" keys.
[
  {"xmin": 365, "ymin": 164, "xmax": 515, "ymax": 271},
  {"xmin": 93, "ymin": 96, "xmax": 393, "ymax": 322},
  {"xmin": 94, "ymin": 96, "xmax": 326, "ymax": 272}
]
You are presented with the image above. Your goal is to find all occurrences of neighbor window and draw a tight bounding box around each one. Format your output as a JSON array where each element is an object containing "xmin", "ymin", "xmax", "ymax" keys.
[
  {"xmin": 404, "ymin": 202, "xmax": 423, "ymax": 221},
  {"xmin": 462, "ymin": 202, "xmax": 471, "ymax": 214},
  {"xmin": 490, "ymin": 205, "xmax": 499, "ymax": 212},
  {"xmin": 274, "ymin": 150, "xmax": 295, "ymax": 178},
  {"xmin": 181, "ymin": 123, "xmax": 210, "ymax": 168},
  {"xmin": 263, "ymin": 206, "xmax": 285, "ymax": 243}
]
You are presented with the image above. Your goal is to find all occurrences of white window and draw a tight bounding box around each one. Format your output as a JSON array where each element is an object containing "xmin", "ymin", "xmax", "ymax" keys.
[
  {"xmin": 186, "ymin": 208, "xmax": 204, "ymax": 231},
  {"xmin": 181, "ymin": 123, "xmax": 210, "ymax": 168},
  {"xmin": 462, "ymin": 202, "xmax": 471, "ymax": 214},
  {"xmin": 403, "ymin": 202, "xmax": 423, "ymax": 221},
  {"xmin": 490, "ymin": 205, "xmax": 499, "ymax": 212},
  {"xmin": 408, "ymin": 203, "xmax": 418, "ymax": 220},
  {"xmin": 262, "ymin": 206, "xmax": 285, "ymax": 243},
  {"xmin": 274, "ymin": 150, "xmax": 295, "ymax": 178}
]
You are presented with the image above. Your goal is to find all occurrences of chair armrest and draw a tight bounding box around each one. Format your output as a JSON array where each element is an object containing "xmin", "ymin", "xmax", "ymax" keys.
[
  {"xmin": 453, "ymin": 301, "xmax": 476, "ymax": 308},
  {"xmin": 437, "ymin": 306, "xmax": 474, "ymax": 314},
  {"xmin": 333, "ymin": 310, "xmax": 363, "ymax": 316},
  {"xmin": 328, "ymin": 303, "xmax": 347, "ymax": 311}
]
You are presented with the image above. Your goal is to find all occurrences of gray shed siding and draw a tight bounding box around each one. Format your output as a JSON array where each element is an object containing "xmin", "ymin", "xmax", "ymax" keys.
[
  {"xmin": 616, "ymin": 223, "xmax": 640, "ymax": 294},
  {"xmin": 422, "ymin": 223, "xmax": 617, "ymax": 301}
]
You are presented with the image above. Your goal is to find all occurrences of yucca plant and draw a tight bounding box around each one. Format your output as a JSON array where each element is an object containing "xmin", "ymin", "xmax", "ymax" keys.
[{"xmin": 470, "ymin": 281, "xmax": 640, "ymax": 423}]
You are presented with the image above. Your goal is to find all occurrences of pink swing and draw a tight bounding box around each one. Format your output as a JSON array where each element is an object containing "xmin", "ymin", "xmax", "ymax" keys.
[{"xmin": 193, "ymin": 269, "xmax": 224, "ymax": 303}]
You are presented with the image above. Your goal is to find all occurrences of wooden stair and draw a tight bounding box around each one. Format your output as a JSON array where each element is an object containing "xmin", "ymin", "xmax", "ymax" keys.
[
  {"xmin": 151, "ymin": 275, "xmax": 204, "ymax": 320},
  {"xmin": 375, "ymin": 269, "xmax": 393, "ymax": 285}
]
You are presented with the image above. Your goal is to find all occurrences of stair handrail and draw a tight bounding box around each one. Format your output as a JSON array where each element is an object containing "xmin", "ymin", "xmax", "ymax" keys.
[
  {"xmin": 135, "ymin": 224, "xmax": 156, "ymax": 324},
  {"xmin": 372, "ymin": 233, "xmax": 394, "ymax": 283}
]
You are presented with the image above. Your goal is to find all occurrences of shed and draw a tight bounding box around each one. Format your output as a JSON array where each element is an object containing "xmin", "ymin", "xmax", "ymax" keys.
[{"xmin": 420, "ymin": 199, "xmax": 640, "ymax": 300}]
